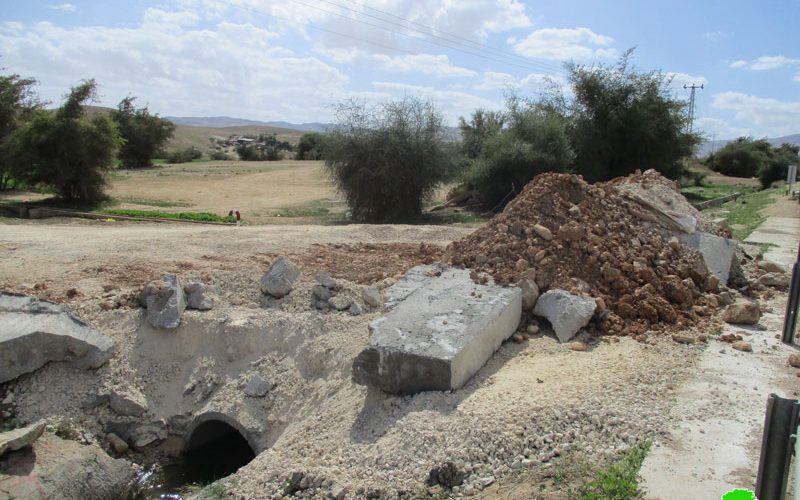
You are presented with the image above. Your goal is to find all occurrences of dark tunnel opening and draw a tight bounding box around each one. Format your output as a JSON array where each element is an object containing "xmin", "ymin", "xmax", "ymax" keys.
[{"xmin": 182, "ymin": 419, "xmax": 256, "ymax": 484}]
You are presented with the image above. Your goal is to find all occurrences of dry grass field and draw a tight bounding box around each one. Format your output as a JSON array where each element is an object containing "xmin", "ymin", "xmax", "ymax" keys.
[{"xmin": 108, "ymin": 160, "xmax": 344, "ymax": 223}]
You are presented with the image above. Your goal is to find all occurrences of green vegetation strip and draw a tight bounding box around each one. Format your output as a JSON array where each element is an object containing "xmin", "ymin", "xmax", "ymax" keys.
[
  {"xmin": 103, "ymin": 209, "xmax": 235, "ymax": 223},
  {"xmin": 681, "ymin": 184, "xmax": 755, "ymax": 203},
  {"xmin": 580, "ymin": 441, "xmax": 651, "ymax": 500},
  {"xmin": 704, "ymin": 188, "xmax": 778, "ymax": 241}
]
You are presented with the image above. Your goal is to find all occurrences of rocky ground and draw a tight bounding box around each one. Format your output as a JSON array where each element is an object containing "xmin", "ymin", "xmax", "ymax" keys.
[{"xmin": 1, "ymin": 172, "xmax": 798, "ymax": 499}]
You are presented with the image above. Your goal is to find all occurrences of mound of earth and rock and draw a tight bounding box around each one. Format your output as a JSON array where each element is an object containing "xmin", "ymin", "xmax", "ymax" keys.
[{"xmin": 447, "ymin": 170, "xmax": 737, "ymax": 340}]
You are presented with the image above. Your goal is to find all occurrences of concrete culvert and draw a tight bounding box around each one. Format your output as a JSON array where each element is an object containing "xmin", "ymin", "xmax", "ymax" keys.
[{"xmin": 181, "ymin": 413, "xmax": 257, "ymax": 485}]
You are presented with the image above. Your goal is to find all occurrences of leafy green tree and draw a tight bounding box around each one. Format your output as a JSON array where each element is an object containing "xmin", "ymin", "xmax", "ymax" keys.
[
  {"xmin": 706, "ymin": 137, "xmax": 770, "ymax": 178},
  {"xmin": 461, "ymin": 98, "xmax": 573, "ymax": 207},
  {"xmin": 325, "ymin": 97, "xmax": 458, "ymax": 221},
  {"xmin": 13, "ymin": 80, "xmax": 121, "ymax": 203},
  {"xmin": 112, "ymin": 96, "xmax": 175, "ymax": 168},
  {"xmin": 459, "ymin": 109, "xmax": 505, "ymax": 159},
  {"xmin": 0, "ymin": 73, "xmax": 40, "ymax": 190},
  {"xmin": 295, "ymin": 132, "xmax": 327, "ymax": 160},
  {"xmin": 568, "ymin": 50, "xmax": 699, "ymax": 181}
]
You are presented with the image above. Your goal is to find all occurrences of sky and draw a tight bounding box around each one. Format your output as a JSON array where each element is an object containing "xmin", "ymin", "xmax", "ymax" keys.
[{"xmin": 1, "ymin": 0, "xmax": 798, "ymax": 140}]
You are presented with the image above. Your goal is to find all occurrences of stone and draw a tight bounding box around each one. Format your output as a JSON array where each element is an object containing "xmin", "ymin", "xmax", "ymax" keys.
[
  {"xmin": 723, "ymin": 301, "xmax": 761, "ymax": 325},
  {"xmin": 788, "ymin": 354, "xmax": 800, "ymax": 369},
  {"xmin": 315, "ymin": 274, "xmax": 340, "ymax": 290},
  {"xmin": 329, "ymin": 295, "xmax": 353, "ymax": 311},
  {"xmin": 678, "ymin": 232, "xmax": 737, "ymax": 285},
  {"xmin": 532, "ymin": 290, "xmax": 597, "ymax": 343},
  {"xmin": 533, "ymin": 224, "xmax": 553, "ymax": 240},
  {"xmin": 330, "ymin": 484, "xmax": 348, "ymax": 500},
  {"xmin": 428, "ymin": 462, "xmax": 465, "ymax": 488},
  {"xmin": 142, "ymin": 274, "xmax": 186, "ymax": 328},
  {"xmin": 312, "ymin": 284, "xmax": 332, "ymax": 301},
  {"xmin": 361, "ymin": 287, "xmax": 383, "ymax": 308},
  {"xmin": 353, "ymin": 265, "xmax": 521, "ymax": 394},
  {"xmin": 732, "ymin": 341, "xmax": 752, "ymax": 352},
  {"xmin": 569, "ymin": 341, "xmax": 588, "ymax": 351},
  {"xmin": 106, "ymin": 433, "xmax": 128, "ymax": 454},
  {"xmin": 0, "ymin": 434, "xmax": 136, "ymax": 499},
  {"xmin": 260, "ymin": 256, "xmax": 301, "ymax": 298},
  {"xmin": 526, "ymin": 324, "xmax": 540, "ymax": 335},
  {"xmin": 668, "ymin": 237, "xmax": 681, "ymax": 250},
  {"xmin": 517, "ymin": 279, "xmax": 540, "ymax": 311},
  {"xmin": 184, "ymin": 282, "xmax": 217, "ymax": 310},
  {"xmin": 244, "ymin": 374, "xmax": 273, "ymax": 398},
  {"xmin": 349, "ymin": 303, "xmax": 363, "ymax": 316},
  {"xmin": 758, "ymin": 273, "xmax": 790, "ymax": 288},
  {"xmin": 105, "ymin": 421, "xmax": 167, "ymax": 450},
  {"xmin": 168, "ymin": 415, "xmax": 191, "ymax": 435},
  {"xmin": 758, "ymin": 260, "xmax": 786, "ymax": 274},
  {"xmin": 672, "ymin": 333, "xmax": 696, "ymax": 344},
  {"xmin": 0, "ymin": 293, "xmax": 114, "ymax": 383},
  {"xmin": 0, "ymin": 421, "xmax": 45, "ymax": 457},
  {"xmin": 109, "ymin": 389, "xmax": 148, "ymax": 417}
]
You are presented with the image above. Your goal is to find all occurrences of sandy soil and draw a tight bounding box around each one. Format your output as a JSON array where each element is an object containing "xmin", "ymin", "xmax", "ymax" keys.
[{"xmin": 762, "ymin": 192, "xmax": 800, "ymax": 218}]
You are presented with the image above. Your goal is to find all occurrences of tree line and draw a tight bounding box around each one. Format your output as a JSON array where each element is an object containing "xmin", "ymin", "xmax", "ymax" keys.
[
  {"xmin": 0, "ymin": 75, "xmax": 174, "ymax": 202},
  {"xmin": 320, "ymin": 50, "xmax": 702, "ymax": 221},
  {"xmin": 704, "ymin": 138, "xmax": 798, "ymax": 189}
]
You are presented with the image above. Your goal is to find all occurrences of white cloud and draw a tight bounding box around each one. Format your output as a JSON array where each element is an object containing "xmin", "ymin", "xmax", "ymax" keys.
[
  {"xmin": 667, "ymin": 72, "xmax": 707, "ymax": 88},
  {"xmin": 0, "ymin": 18, "xmax": 349, "ymax": 122},
  {"xmin": 512, "ymin": 27, "xmax": 616, "ymax": 60},
  {"xmin": 372, "ymin": 81, "xmax": 502, "ymax": 123},
  {"xmin": 704, "ymin": 31, "xmax": 726, "ymax": 42},
  {"xmin": 795, "ymin": 72, "xmax": 800, "ymax": 83},
  {"xmin": 376, "ymin": 54, "xmax": 476, "ymax": 78},
  {"xmin": 694, "ymin": 117, "xmax": 752, "ymax": 140},
  {"xmin": 474, "ymin": 71, "xmax": 566, "ymax": 92},
  {"xmin": 729, "ymin": 55, "xmax": 800, "ymax": 71},
  {"xmin": 711, "ymin": 92, "xmax": 800, "ymax": 137},
  {"xmin": 142, "ymin": 8, "xmax": 201, "ymax": 29},
  {"xmin": 48, "ymin": 3, "xmax": 76, "ymax": 12}
]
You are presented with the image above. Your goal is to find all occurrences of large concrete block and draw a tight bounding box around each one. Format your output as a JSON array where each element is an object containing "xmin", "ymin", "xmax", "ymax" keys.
[
  {"xmin": 678, "ymin": 232, "xmax": 737, "ymax": 285},
  {"xmin": 352, "ymin": 265, "xmax": 521, "ymax": 394},
  {"xmin": 0, "ymin": 293, "xmax": 114, "ymax": 383}
]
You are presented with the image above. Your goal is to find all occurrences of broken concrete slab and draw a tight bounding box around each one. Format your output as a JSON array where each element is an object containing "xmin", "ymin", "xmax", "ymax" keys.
[
  {"xmin": 352, "ymin": 265, "xmax": 521, "ymax": 394},
  {"xmin": 615, "ymin": 171, "xmax": 700, "ymax": 234},
  {"xmin": 142, "ymin": 274, "xmax": 186, "ymax": 328},
  {"xmin": 109, "ymin": 389, "xmax": 149, "ymax": 417},
  {"xmin": 0, "ymin": 433, "xmax": 137, "ymax": 498},
  {"xmin": 678, "ymin": 232, "xmax": 737, "ymax": 285},
  {"xmin": 0, "ymin": 293, "xmax": 114, "ymax": 383},
  {"xmin": 0, "ymin": 421, "xmax": 45, "ymax": 457},
  {"xmin": 532, "ymin": 289, "xmax": 596, "ymax": 343}
]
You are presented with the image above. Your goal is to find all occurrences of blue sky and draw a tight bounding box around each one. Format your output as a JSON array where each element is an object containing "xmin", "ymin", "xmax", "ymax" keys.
[{"xmin": 1, "ymin": 0, "xmax": 798, "ymax": 139}]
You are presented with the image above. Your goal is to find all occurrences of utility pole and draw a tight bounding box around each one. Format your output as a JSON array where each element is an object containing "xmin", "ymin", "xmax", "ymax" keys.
[{"xmin": 684, "ymin": 83, "xmax": 704, "ymax": 133}]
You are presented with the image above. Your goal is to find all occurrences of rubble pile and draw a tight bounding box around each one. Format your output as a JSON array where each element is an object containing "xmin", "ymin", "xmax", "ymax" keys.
[{"xmin": 447, "ymin": 171, "xmax": 722, "ymax": 336}]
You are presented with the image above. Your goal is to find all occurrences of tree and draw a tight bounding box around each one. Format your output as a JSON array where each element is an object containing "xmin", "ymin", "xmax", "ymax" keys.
[
  {"xmin": 459, "ymin": 109, "xmax": 505, "ymax": 159},
  {"xmin": 112, "ymin": 96, "xmax": 175, "ymax": 168},
  {"xmin": 324, "ymin": 97, "xmax": 458, "ymax": 221},
  {"xmin": 568, "ymin": 50, "xmax": 699, "ymax": 181},
  {"xmin": 460, "ymin": 98, "xmax": 573, "ymax": 207},
  {"xmin": 706, "ymin": 137, "xmax": 771, "ymax": 178},
  {"xmin": 295, "ymin": 132, "xmax": 327, "ymax": 160},
  {"xmin": 0, "ymin": 73, "xmax": 40, "ymax": 190},
  {"xmin": 13, "ymin": 80, "xmax": 121, "ymax": 203}
]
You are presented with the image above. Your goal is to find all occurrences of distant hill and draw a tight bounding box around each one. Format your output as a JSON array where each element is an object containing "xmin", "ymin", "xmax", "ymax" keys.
[
  {"xmin": 698, "ymin": 134, "xmax": 800, "ymax": 158},
  {"xmin": 165, "ymin": 116, "xmax": 330, "ymax": 133}
]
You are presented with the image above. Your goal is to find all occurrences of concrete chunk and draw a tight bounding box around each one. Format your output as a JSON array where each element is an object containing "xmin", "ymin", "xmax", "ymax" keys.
[
  {"xmin": 352, "ymin": 265, "xmax": 521, "ymax": 394},
  {"xmin": 678, "ymin": 232, "xmax": 737, "ymax": 285},
  {"xmin": 260, "ymin": 256, "xmax": 301, "ymax": 298},
  {"xmin": 0, "ymin": 421, "xmax": 45, "ymax": 457},
  {"xmin": 532, "ymin": 289, "xmax": 596, "ymax": 343},
  {"xmin": 142, "ymin": 274, "xmax": 186, "ymax": 328},
  {"xmin": 0, "ymin": 293, "xmax": 114, "ymax": 383}
]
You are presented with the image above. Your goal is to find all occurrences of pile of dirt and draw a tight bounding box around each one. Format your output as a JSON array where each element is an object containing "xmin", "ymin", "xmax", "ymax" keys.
[{"xmin": 447, "ymin": 171, "xmax": 721, "ymax": 337}]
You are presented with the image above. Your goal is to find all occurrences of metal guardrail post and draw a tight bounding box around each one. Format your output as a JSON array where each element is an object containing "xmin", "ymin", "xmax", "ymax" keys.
[
  {"xmin": 755, "ymin": 394, "xmax": 800, "ymax": 500},
  {"xmin": 783, "ymin": 242, "xmax": 800, "ymax": 344}
]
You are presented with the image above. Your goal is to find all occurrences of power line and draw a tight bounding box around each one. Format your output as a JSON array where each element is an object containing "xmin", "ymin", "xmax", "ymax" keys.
[
  {"xmin": 320, "ymin": 0, "xmax": 565, "ymax": 74},
  {"xmin": 213, "ymin": 0, "xmax": 565, "ymax": 76},
  {"xmin": 282, "ymin": 0, "xmax": 566, "ymax": 74}
]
